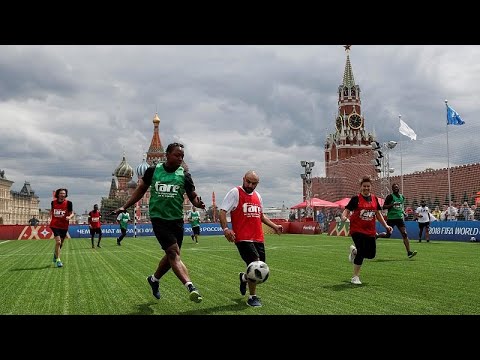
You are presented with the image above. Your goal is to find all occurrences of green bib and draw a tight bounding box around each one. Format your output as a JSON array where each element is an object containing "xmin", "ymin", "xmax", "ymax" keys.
[
  {"xmin": 149, "ymin": 164, "xmax": 186, "ymax": 220},
  {"xmin": 388, "ymin": 193, "xmax": 405, "ymax": 220},
  {"xmin": 189, "ymin": 211, "xmax": 200, "ymax": 227}
]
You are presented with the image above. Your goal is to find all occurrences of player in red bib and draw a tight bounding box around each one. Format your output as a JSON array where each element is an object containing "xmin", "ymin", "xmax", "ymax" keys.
[
  {"xmin": 88, "ymin": 204, "xmax": 102, "ymax": 248},
  {"xmin": 219, "ymin": 170, "xmax": 283, "ymax": 307},
  {"xmin": 49, "ymin": 188, "xmax": 74, "ymax": 268},
  {"xmin": 341, "ymin": 176, "xmax": 392, "ymax": 285}
]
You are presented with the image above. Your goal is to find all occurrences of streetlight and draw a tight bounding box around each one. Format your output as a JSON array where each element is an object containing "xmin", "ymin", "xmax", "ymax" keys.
[
  {"xmin": 381, "ymin": 141, "xmax": 397, "ymax": 198},
  {"xmin": 300, "ymin": 161, "xmax": 315, "ymax": 220},
  {"xmin": 371, "ymin": 140, "xmax": 397, "ymax": 198}
]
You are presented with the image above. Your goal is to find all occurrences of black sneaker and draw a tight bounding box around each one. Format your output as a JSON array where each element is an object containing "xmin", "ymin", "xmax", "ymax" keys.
[
  {"xmin": 239, "ymin": 272, "xmax": 247, "ymax": 296},
  {"xmin": 247, "ymin": 296, "xmax": 262, "ymax": 307},
  {"xmin": 147, "ymin": 275, "xmax": 161, "ymax": 299},
  {"xmin": 187, "ymin": 284, "xmax": 203, "ymax": 303},
  {"xmin": 97, "ymin": 244, "xmax": 101, "ymax": 248},
  {"xmin": 408, "ymin": 250, "xmax": 418, "ymax": 258}
]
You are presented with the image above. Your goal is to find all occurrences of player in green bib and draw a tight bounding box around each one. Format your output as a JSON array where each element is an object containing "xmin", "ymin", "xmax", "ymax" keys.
[
  {"xmin": 116, "ymin": 209, "xmax": 130, "ymax": 245},
  {"xmin": 378, "ymin": 183, "xmax": 417, "ymax": 258},
  {"xmin": 112, "ymin": 142, "xmax": 206, "ymax": 303},
  {"xmin": 188, "ymin": 207, "xmax": 201, "ymax": 244}
]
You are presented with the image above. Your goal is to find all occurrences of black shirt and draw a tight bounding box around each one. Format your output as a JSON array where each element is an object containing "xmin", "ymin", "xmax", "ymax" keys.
[{"xmin": 345, "ymin": 194, "xmax": 382, "ymax": 212}]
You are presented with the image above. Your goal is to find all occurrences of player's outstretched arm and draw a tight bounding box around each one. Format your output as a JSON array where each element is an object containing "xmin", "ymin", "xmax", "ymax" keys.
[{"xmin": 111, "ymin": 180, "xmax": 148, "ymax": 215}]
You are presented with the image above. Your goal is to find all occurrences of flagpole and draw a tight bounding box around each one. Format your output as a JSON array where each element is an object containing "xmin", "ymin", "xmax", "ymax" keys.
[
  {"xmin": 445, "ymin": 100, "xmax": 452, "ymax": 209},
  {"xmin": 398, "ymin": 115, "xmax": 404, "ymax": 193}
]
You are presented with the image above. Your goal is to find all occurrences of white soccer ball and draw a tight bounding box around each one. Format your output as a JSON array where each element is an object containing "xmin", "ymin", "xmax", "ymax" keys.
[
  {"xmin": 470, "ymin": 236, "xmax": 476, "ymax": 242},
  {"xmin": 246, "ymin": 260, "xmax": 270, "ymax": 284}
]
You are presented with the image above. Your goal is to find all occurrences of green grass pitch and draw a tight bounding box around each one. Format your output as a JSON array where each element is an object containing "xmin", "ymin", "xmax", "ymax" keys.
[{"xmin": 0, "ymin": 234, "xmax": 478, "ymax": 315}]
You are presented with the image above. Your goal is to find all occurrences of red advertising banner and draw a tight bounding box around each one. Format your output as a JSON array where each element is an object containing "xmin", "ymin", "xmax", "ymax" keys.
[
  {"xmin": 0, "ymin": 225, "xmax": 71, "ymax": 240},
  {"xmin": 288, "ymin": 221, "xmax": 321, "ymax": 235}
]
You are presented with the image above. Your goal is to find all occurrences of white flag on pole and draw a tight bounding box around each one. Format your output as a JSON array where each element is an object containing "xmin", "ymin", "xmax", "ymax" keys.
[{"xmin": 399, "ymin": 119, "xmax": 417, "ymax": 140}]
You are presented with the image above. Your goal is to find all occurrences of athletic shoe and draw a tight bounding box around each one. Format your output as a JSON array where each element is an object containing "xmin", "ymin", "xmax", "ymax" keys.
[
  {"xmin": 187, "ymin": 284, "xmax": 203, "ymax": 303},
  {"xmin": 246, "ymin": 296, "xmax": 262, "ymax": 307},
  {"xmin": 351, "ymin": 276, "xmax": 362, "ymax": 285},
  {"xmin": 147, "ymin": 275, "xmax": 161, "ymax": 299},
  {"xmin": 408, "ymin": 250, "xmax": 418, "ymax": 258},
  {"xmin": 239, "ymin": 272, "xmax": 247, "ymax": 296},
  {"xmin": 348, "ymin": 245, "xmax": 357, "ymax": 263},
  {"xmin": 376, "ymin": 232, "xmax": 387, "ymax": 239},
  {"xmin": 97, "ymin": 244, "xmax": 101, "ymax": 248},
  {"xmin": 56, "ymin": 259, "xmax": 63, "ymax": 268}
]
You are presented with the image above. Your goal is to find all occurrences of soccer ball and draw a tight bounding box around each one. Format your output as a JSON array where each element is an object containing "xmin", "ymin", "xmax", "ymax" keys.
[
  {"xmin": 246, "ymin": 260, "xmax": 270, "ymax": 284},
  {"xmin": 470, "ymin": 237, "xmax": 476, "ymax": 242}
]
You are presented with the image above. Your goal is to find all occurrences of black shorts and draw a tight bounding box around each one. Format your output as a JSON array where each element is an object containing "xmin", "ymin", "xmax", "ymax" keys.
[
  {"xmin": 151, "ymin": 218, "xmax": 184, "ymax": 251},
  {"xmin": 90, "ymin": 228, "xmax": 101, "ymax": 235},
  {"xmin": 351, "ymin": 232, "xmax": 376, "ymax": 264},
  {"xmin": 235, "ymin": 241, "xmax": 266, "ymax": 266},
  {"xmin": 192, "ymin": 226, "xmax": 200, "ymax": 235},
  {"xmin": 51, "ymin": 228, "xmax": 68, "ymax": 239},
  {"xmin": 387, "ymin": 218, "xmax": 406, "ymax": 229},
  {"xmin": 419, "ymin": 222, "xmax": 430, "ymax": 229}
]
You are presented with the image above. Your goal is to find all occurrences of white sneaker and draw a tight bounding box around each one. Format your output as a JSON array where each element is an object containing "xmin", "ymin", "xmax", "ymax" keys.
[
  {"xmin": 351, "ymin": 276, "xmax": 362, "ymax": 285},
  {"xmin": 348, "ymin": 245, "xmax": 357, "ymax": 263}
]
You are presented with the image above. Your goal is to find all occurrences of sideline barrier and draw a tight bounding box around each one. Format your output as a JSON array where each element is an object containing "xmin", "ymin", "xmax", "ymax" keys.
[
  {"xmin": 288, "ymin": 221, "xmax": 321, "ymax": 235},
  {"xmin": 4, "ymin": 220, "xmax": 478, "ymax": 241},
  {"xmin": 0, "ymin": 223, "xmax": 229, "ymax": 240},
  {"xmin": 328, "ymin": 220, "xmax": 480, "ymax": 242}
]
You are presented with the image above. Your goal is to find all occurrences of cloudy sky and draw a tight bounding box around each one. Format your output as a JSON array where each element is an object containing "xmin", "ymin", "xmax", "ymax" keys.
[{"xmin": 1, "ymin": 45, "xmax": 478, "ymax": 214}]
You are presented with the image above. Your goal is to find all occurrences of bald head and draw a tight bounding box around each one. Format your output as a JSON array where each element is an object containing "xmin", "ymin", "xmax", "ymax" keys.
[
  {"xmin": 244, "ymin": 170, "xmax": 259, "ymax": 180},
  {"xmin": 242, "ymin": 170, "xmax": 259, "ymax": 194}
]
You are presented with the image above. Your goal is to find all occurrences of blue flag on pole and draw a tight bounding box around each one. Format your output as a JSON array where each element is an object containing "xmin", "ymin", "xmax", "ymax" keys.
[{"xmin": 446, "ymin": 104, "xmax": 465, "ymax": 125}]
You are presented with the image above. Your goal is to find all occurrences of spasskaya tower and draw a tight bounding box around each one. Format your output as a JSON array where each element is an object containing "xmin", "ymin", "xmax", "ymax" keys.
[{"xmin": 311, "ymin": 46, "xmax": 379, "ymax": 201}]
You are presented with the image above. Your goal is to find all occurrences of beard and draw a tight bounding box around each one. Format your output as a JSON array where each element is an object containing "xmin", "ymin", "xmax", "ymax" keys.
[{"xmin": 243, "ymin": 186, "xmax": 254, "ymax": 194}]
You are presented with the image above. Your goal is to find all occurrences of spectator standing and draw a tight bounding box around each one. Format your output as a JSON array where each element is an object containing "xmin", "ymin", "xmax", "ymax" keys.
[{"xmin": 432, "ymin": 206, "xmax": 442, "ymax": 221}]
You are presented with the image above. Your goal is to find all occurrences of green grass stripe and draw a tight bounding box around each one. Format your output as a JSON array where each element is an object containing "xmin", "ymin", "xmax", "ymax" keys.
[{"xmin": 0, "ymin": 234, "xmax": 479, "ymax": 314}]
